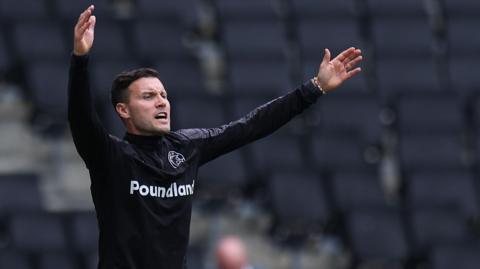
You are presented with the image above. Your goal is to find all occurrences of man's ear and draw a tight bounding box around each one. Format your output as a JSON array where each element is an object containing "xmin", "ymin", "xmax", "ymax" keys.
[{"xmin": 115, "ymin": 103, "xmax": 130, "ymax": 120}]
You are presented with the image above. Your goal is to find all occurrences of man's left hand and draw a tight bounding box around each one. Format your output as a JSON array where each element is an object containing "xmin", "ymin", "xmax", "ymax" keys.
[{"xmin": 315, "ymin": 47, "xmax": 363, "ymax": 93}]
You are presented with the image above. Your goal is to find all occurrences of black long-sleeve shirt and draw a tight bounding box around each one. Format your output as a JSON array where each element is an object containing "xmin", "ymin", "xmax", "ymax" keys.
[{"xmin": 67, "ymin": 54, "xmax": 322, "ymax": 269}]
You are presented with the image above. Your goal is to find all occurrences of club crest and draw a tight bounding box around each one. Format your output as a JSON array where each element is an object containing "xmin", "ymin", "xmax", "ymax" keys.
[{"xmin": 168, "ymin": 151, "xmax": 185, "ymax": 169}]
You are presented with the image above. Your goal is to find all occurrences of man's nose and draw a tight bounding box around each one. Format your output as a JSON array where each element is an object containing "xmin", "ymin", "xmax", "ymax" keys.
[{"xmin": 155, "ymin": 96, "xmax": 166, "ymax": 107}]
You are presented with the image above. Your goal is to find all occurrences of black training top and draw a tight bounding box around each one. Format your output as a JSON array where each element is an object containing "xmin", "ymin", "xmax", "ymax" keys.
[{"xmin": 67, "ymin": 54, "xmax": 322, "ymax": 269}]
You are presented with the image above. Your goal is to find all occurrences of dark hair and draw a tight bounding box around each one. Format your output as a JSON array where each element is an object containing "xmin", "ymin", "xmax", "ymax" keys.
[{"xmin": 110, "ymin": 68, "xmax": 161, "ymax": 108}]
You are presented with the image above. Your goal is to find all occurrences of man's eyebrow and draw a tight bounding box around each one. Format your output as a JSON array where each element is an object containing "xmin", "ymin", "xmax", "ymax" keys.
[{"xmin": 140, "ymin": 88, "xmax": 157, "ymax": 94}]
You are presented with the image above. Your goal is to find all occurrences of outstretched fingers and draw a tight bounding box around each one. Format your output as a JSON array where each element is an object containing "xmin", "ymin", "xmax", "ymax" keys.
[
  {"xmin": 334, "ymin": 47, "xmax": 356, "ymax": 63},
  {"xmin": 345, "ymin": 55, "xmax": 363, "ymax": 70},
  {"xmin": 345, "ymin": 67, "xmax": 362, "ymax": 79},
  {"xmin": 88, "ymin": 15, "xmax": 96, "ymax": 31},
  {"xmin": 76, "ymin": 20, "xmax": 90, "ymax": 37},
  {"xmin": 79, "ymin": 5, "xmax": 94, "ymax": 24},
  {"xmin": 75, "ymin": 5, "xmax": 94, "ymax": 35},
  {"xmin": 342, "ymin": 48, "xmax": 362, "ymax": 64}
]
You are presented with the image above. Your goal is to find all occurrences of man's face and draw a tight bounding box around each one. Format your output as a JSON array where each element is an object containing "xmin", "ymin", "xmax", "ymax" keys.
[{"xmin": 117, "ymin": 77, "xmax": 171, "ymax": 135}]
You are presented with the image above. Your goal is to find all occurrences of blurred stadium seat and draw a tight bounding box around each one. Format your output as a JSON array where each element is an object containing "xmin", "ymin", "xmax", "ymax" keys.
[
  {"xmin": 8, "ymin": 212, "xmax": 68, "ymax": 251},
  {"xmin": 222, "ymin": 20, "xmax": 287, "ymax": 61},
  {"xmin": 399, "ymin": 132, "xmax": 467, "ymax": 171},
  {"xmin": 132, "ymin": 19, "xmax": 192, "ymax": 62},
  {"xmin": 0, "ymin": 250, "xmax": 32, "ymax": 269},
  {"xmin": 310, "ymin": 131, "xmax": 372, "ymax": 170},
  {"xmin": 291, "ymin": 0, "xmax": 356, "ymax": 19},
  {"xmin": 268, "ymin": 169, "xmax": 329, "ymax": 244},
  {"xmin": 52, "ymin": 0, "xmax": 112, "ymax": 20},
  {"xmin": 198, "ymin": 151, "xmax": 248, "ymax": 200},
  {"xmin": 376, "ymin": 57, "xmax": 441, "ymax": 98},
  {"xmin": 443, "ymin": 0, "xmax": 480, "ymax": 95},
  {"xmin": 442, "ymin": 0, "xmax": 480, "ymax": 17},
  {"xmin": 134, "ymin": 0, "xmax": 197, "ymax": 24},
  {"xmin": 229, "ymin": 59, "xmax": 291, "ymax": 95},
  {"xmin": 431, "ymin": 242, "xmax": 480, "ymax": 269},
  {"xmin": 174, "ymin": 96, "xmax": 226, "ymax": 129},
  {"xmin": 309, "ymin": 91, "xmax": 381, "ymax": 142},
  {"xmin": 251, "ymin": 134, "xmax": 306, "ymax": 174},
  {"xmin": 408, "ymin": 206, "xmax": 474, "ymax": 254},
  {"xmin": 345, "ymin": 207, "xmax": 410, "ymax": 266},
  {"xmin": 68, "ymin": 211, "xmax": 98, "ymax": 254},
  {"xmin": 215, "ymin": 0, "xmax": 282, "ymax": 20},
  {"xmin": 449, "ymin": 57, "xmax": 480, "ymax": 95},
  {"xmin": 405, "ymin": 170, "xmax": 478, "ymax": 219},
  {"xmin": 36, "ymin": 252, "xmax": 78, "ymax": 269},
  {"xmin": 0, "ymin": 173, "xmax": 42, "ymax": 215},
  {"xmin": 12, "ymin": 21, "xmax": 67, "ymax": 61},
  {"xmin": 299, "ymin": 19, "xmax": 363, "ymax": 59},
  {"xmin": 90, "ymin": 21, "xmax": 130, "ymax": 60},
  {"xmin": 0, "ymin": 31, "xmax": 10, "ymax": 77},
  {"xmin": 154, "ymin": 59, "xmax": 206, "ymax": 96},
  {"xmin": 0, "ymin": 0, "xmax": 49, "ymax": 21},
  {"xmin": 331, "ymin": 170, "xmax": 389, "ymax": 212},
  {"xmin": 367, "ymin": 0, "xmax": 441, "ymax": 101},
  {"xmin": 396, "ymin": 92, "xmax": 464, "ymax": 132},
  {"xmin": 26, "ymin": 60, "xmax": 69, "ymax": 136}
]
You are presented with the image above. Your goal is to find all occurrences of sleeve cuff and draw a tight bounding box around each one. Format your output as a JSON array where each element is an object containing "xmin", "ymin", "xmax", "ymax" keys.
[
  {"xmin": 300, "ymin": 79, "xmax": 323, "ymax": 103},
  {"xmin": 70, "ymin": 53, "xmax": 90, "ymax": 68}
]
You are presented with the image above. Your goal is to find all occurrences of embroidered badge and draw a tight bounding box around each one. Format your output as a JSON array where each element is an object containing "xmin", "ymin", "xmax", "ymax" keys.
[{"xmin": 168, "ymin": 151, "xmax": 185, "ymax": 168}]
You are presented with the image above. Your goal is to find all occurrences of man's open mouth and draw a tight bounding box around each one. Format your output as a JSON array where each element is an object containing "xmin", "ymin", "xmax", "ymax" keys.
[{"xmin": 155, "ymin": 112, "xmax": 168, "ymax": 120}]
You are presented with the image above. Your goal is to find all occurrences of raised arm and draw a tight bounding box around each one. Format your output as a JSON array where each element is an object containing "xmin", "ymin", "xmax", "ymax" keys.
[
  {"xmin": 183, "ymin": 47, "xmax": 363, "ymax": 165},
  {"xmin": 68, "ymin": 5, "xmax": 112, "ymax": 170}
]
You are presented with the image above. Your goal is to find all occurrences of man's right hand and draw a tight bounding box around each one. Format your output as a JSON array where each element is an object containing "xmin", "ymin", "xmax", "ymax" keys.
[{"xmin": 73, "ymin": 5, "xmax": 96, "ymax": 56}]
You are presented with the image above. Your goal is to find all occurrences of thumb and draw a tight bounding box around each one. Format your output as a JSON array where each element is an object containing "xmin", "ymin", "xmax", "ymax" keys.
[{"xmin": 322, "ymin": 48, "xmax": 331, "ymax": 64}]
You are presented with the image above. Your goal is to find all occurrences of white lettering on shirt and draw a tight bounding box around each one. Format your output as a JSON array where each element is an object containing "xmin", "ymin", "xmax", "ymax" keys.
[{"xmin": 130, "ymin": 180, "xmax": 195, "ymax": 198}]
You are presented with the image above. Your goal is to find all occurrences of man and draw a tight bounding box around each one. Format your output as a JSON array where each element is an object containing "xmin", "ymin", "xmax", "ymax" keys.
[
  {"xmin": 68, "ymin": 5, "xmax": 362, "ymax": 269},
  {"xmin": 216, "ymin": 235, "xmax": 255, "ymax": 269}
]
